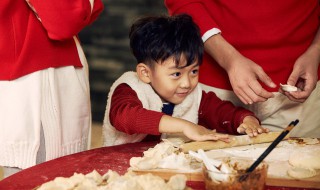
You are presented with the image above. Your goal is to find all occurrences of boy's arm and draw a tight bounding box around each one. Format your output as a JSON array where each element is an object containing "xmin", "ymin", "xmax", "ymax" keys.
[
  {"xmin": 110, "ymin": 84, "xmax": 163, "ymax": 135},
  {"xmin": 159, "ymin": 115, "xmax": 229, "ymax": 142},
  {"xmin": 198, "ymin": 91, "xmax": 258, "ymax": 134}
]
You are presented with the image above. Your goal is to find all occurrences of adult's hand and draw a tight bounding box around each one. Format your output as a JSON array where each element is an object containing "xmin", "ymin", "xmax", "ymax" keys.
[
  {"xmin": 204, "ymin": 34, "xmax": 276, "ymax": 104},
  {"xmin": 281, "ymin": 45, "xmax": 320, "ymax": 102},
  {"xmin": 280, "ymin": 27, "xmax": 320, "ymax": 103}
]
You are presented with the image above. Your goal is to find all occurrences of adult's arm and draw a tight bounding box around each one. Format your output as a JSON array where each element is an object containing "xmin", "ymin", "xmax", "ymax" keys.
[
  {"xmin": 284, "ymin": 26, "xmax": 320, "ymax": 102},
  {"xmin": 165, "ymin": 0, "xmax": 219, "ymax": 37},
  {"xmin": 165, "ymin": 0, "xmax": 276, "ymax": 104},
  {"xmin": 27, "ymin": 0, "xmax": 104, "ymax": 40},
  {"xmin": 204, "ymin": 34, "xmax": 276, "ymax": 104}
]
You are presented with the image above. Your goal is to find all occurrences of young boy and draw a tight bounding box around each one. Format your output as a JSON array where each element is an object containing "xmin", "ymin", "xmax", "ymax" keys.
[{"xmin": 102, "ymin": 14, "xmax": 269, "ymax": 146}]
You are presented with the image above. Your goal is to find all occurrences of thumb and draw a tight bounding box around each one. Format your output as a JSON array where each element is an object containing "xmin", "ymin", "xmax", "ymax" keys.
[
  {"xmin": 237, "ymin": 125, "xmax": 245, "ymax": 134},
  {"xmin": 287, "ymin": 71, "xmax": 299, "ymax": 86}
]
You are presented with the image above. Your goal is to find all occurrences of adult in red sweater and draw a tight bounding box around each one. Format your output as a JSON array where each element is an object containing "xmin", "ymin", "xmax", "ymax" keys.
[
  {"xmin": 165, "ymin": 0, "xmax": 320, "ymax": 137},
  {"xmin": 102, "ymin": 14, "xmax": 269, "ymax": 146},
  {"xmin": 0, "ymin": 0, "xmax": 103, "ymax": 177}
]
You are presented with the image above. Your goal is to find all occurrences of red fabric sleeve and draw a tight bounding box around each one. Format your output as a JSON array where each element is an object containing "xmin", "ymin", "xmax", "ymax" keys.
[
  {"xmin": 28, "ymin": 0, "xmax": 104, "ymax": 40},
  {"xmin": 165, "ymin": 0, "xmax": 218, "ymax": 36},
  {"xmin": 109, "ymin": 84, "xmax": 164, "ymax": 135},
  {"xmin": 198, "ymin": 91, "xmax": 258, "ymax": 135}
]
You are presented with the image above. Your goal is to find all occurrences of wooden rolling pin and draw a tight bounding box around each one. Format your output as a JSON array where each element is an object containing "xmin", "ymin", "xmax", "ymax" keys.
[{"xmin": 180, "ymin": 132, "xmax": 289, "ymax": 152}]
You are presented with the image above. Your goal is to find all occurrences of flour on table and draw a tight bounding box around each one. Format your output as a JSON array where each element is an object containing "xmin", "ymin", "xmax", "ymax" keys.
[{"xmin": 288, "ymin": 137, "xmax": 320, "ymax": 145}]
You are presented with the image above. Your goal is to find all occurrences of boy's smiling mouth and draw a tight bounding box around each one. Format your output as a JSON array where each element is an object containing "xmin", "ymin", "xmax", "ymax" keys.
[{"xmin": 176, "ymin": 91, "xmax": 189, "ymax": 97}]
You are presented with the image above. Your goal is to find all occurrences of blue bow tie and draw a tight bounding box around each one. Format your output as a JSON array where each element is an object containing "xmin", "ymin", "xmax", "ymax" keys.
[{"xmin": 162, "ymin": 103, "xmax": 175, "ymax": 115}]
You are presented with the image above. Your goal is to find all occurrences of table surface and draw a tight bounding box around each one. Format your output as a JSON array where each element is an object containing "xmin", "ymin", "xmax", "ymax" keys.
[{"xmin": 0, "ymin": 141, "xmax": 318, "ymax": 190}]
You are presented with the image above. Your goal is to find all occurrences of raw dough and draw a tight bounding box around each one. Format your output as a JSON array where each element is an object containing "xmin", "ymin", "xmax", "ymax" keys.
[
  {"xmin": 287, "ymin": 167, "xmax": 317, "ymax": 179},
  {"xmin": 289, "ymin": 149, "xmax": 320, "ymax": 169},
  {"xmin": 280, "ymin": 84, "xmax": 298, "ymax": 92}
]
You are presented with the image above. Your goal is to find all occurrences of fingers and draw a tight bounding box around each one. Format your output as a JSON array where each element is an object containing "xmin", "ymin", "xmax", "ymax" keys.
[
  {"xmin": 194, "ymin": 131, "xmax": 230, "ymax": 142},
  {"xmin": 201, "ymin": 134, "xmax": 230, "ymax": 142},
  {"xmin": 257, "ymin": 68, "xmax": 277, "ymax": 89},
  {"xmin": 249, "ymin": 80, "xmax": 274, "ymax": 99},
  {"xmin": 234, "ymin": 80, "xmax": 274, "ymax": 104},
  {"xmin": 247, "ymin": 67, "xmax": 275, "ymax": 103},
  {"xmin": 281, "ymin": 79, "xmax": 316, "ymax": 103},
  {"xmin": 286, "ymin": 70, "xmax": 299, "ymax": 87},
  {"xmin": 232, "ymin": 67, "xmax": 275, "ymax": 104},
  {"xmin": 237, "ymin": 123, "xmax": 269, "ymax": 137},
  {"xmin": 237, "ymin": 125, "xmax": 258, "ymax": 137},
  {"xmin": 187, "ymin": 125, "xmax": 230, "ymax": 142},
  {"xmin": 283, "ymin": 91, "xmax": 307, "ymax": 103}
]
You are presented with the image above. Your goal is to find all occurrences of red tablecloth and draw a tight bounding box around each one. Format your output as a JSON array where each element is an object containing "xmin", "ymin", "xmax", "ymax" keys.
[{"xmin": 0, "ymin": 141, "xmax": 317, "ymax": 190}]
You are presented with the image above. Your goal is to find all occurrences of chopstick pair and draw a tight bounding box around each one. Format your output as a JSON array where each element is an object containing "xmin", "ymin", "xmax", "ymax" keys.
[{"xmin": 239, "ymin": 119, "xmax": 299, "ymax": 182}]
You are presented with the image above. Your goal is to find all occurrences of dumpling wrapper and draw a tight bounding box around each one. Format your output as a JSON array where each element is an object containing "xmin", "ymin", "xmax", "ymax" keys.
[
  {"xmin": 289, "ymin": 149, "xmax": 320, "ymax": 169},
  {"xmin": 287, "ymin": 167, "xmax": 317, "ymax": 179},
  {"xmin": 280, "ymin": 84, "xmax": 298, "ymax": 92}
]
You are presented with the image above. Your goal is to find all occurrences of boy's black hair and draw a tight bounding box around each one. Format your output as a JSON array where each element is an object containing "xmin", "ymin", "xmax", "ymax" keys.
[{"xmin": 129, "ymin": 14, "xmax": 203, "ymax": 68}]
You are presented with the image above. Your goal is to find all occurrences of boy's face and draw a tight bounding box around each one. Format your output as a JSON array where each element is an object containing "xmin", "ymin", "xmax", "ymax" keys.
[{"xmin": 148, "ymin": 56, "xmax": 199, "ymax": 104}]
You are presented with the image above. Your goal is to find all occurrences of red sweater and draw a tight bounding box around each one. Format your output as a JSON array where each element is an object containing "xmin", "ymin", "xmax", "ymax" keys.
[
  {"xmin": 109, "ymin": 84, "xmax": 256, "ymax": 141},
  {"xmin": 0, "ymin": 0, "xmax": 103, "ymax": 80},
  {"xmin": 165, "ymin": 0, "xmax": 320, "ymax": 91}
]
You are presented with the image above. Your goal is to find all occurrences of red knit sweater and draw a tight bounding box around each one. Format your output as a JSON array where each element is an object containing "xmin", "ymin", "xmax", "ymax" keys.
[
  {"xmin": 165, "ymin": 0, "xmax": 320, "ymax": 91},
  {"xmin": 0, "ymin": 0, "xmax": 103, "ymax": 80},
  {"xmin": 109, "ymin": 84, "xmax": 256, "ymax": 141}
]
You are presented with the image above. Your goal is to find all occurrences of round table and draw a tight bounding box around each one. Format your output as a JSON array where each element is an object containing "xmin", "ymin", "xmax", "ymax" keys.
[{"xmin": 0, "ymin": 141, "xmax": 317, "ymax": 190}]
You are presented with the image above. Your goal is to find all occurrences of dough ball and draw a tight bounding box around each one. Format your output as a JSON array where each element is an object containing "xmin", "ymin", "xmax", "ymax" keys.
[
  {"xmin": 289, "ymin": 149, "xmax": 320, "ymax": 169},
  {"xmin": 287, "ymin": 167, "xmax": 317, "ymax": 179}
]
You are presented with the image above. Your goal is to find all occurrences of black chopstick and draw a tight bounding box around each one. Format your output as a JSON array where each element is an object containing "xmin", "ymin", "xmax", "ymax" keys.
[{"xmin": 239, "ymin": 119, "xmax": 299, "ymax": 181}]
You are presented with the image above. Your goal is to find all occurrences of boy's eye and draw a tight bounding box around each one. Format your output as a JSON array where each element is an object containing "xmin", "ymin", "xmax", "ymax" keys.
[
  {"xmin": 191, "ymin": 69, "xmax": 199, "ymax": 75},
  {"xmin": 172, "ymin": 72, "xmax": 181, "ymax": 77}
]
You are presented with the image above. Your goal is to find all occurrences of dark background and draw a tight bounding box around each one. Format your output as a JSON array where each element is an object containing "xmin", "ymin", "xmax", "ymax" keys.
[{"xmin": 79, "ymin": 0, "xmax": 167, "ymax": 122}]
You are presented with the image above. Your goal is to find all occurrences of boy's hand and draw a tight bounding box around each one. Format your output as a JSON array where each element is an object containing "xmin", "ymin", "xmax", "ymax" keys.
[
  {"xmin": 183, "ymin": 124, "xmax": 230, "ymax": 142},
  {"xmin": 159, "ymin": 115, "xmax": 229, "ymax": 142},
  {"xmin": 237, "ymin": 116, "xmax": 269, "ymax": 137}
]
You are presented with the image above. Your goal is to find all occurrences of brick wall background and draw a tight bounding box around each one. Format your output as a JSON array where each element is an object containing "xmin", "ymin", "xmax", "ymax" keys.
[{"xmin": 79, "ymin": 0, "xmax": 167, "ymax": 122}]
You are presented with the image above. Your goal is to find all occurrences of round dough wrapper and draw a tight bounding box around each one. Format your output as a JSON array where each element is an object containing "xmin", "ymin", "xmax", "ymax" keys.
[
  {"xmin": 289, "ymin": 149, "xmax": 320, "ymax": 169},
  {"xmin": 287, "ymin": 167, "xmax": 317, "ymax": 179}
]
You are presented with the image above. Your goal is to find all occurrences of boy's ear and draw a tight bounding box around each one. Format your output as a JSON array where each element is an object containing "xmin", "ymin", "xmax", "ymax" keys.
[{"xmin": 136, "ymin": 63, "xmax": 151, "ymax": 83}]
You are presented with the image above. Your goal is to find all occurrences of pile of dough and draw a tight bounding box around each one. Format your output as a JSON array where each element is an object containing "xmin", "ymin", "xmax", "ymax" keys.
[
  {"xmin": 36, "ymin": 170, "xmax": 188, "ymax": 190},
  {"xmin": 287, "ymin": 148, "xmax": 320, "ymax": 179},
  {"xmin": 130, "ymin": 141, "xmax": 194, "ymax": 171}
]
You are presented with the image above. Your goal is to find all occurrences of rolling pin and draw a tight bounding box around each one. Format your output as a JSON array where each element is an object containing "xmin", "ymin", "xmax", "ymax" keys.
[{"xmin": 180, "ymin": 132, "xmax": 289, "ymax": 152}]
